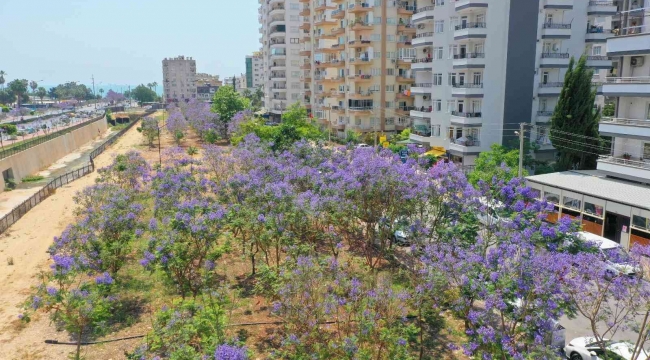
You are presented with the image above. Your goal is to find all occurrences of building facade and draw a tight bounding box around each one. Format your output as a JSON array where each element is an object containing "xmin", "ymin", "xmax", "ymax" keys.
[
  {"xmin": 527, "ymin": 0, "xmax": 650, "ymax": 252},
  {"xmin": 409, "ymin": 0, "xmax": 615, "ymax": 165},
  {"xmin": 246, "ymin": 52, "xmax": 265, "ymax": 89},
  {"xmin": 197, "ymin": 84, "xmax": 220, "ymax": 102},
  {"xmin": 196, "ymin": 73, "xmax": 223, "ymax": 87},
  {"xmin": 259, "ymin": 0, "xmax": 305, "ymax": 121},
  {"xmin": 298, "ymin": 0, "xmax": 416, "ymax": 136},
  {"xmin": 162, "ymin": 56, "xmax": 197, "ymax": 103}
]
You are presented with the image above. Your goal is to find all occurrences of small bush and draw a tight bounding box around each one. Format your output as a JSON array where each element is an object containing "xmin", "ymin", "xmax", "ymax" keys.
[{"xmin": 22, "ymin": 175, "xmax": 45, "ymax": 183}]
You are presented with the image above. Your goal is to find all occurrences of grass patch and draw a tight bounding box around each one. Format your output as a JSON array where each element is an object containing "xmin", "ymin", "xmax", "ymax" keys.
[
  {"xmin": 111, "ymin": 124, "xmax": 129, "ymax": 131},
  {"xmin": 21, "ymin": 175, "xmax": 45, "ymax": 183}
]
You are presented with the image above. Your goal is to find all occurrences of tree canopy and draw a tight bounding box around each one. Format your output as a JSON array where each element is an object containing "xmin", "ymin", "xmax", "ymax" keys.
[
  {"xmin": 131, "ymin": 84, "xmax": 158, "ymax": 103},
  {"xmin": 7, "ymin": 79, "xmax": 28, "ymax": 107},
  {"xmin": 211, "ymin": 86, "xmax": 250, "ymax": 139}
]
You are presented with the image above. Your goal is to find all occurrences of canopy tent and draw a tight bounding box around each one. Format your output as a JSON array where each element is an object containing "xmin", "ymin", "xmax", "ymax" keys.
[{"xmin": 423, "ymin": 146, "xmax": 446, "ymax": 158}]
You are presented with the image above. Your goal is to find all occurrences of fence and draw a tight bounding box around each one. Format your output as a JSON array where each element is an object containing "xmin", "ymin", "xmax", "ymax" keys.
[
  {"xmin": 0, "ymin": 115, "xmax": 105, "ymax": 161},
  {"xmin": 0, "ymin": 109, "xmax": 154, "ymax": 235}
]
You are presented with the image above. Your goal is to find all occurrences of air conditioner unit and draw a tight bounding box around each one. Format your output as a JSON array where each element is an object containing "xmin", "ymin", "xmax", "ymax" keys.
[
  {"xmin": 391, "ymin": 59, "xmax": 396, "ymax": 63},
  {"xmin": 631, "ymin": 56, "xmax": 645, "ymax": 67},
  {"xmin": 417, "ymin": 24, "xmax": 425, "ymax": 29},
  {"xmin": 423, "ymin": 96, "xmax": 428, "ymax": 100}
]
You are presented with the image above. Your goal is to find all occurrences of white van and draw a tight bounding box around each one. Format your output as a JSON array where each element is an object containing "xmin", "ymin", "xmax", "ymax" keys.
[{"xmin": 577, "ymin": 232, "xmax": 640, "ymax": 277}]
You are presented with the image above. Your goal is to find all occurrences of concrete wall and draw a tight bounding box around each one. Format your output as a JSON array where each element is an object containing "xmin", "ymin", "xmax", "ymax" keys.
[{"xmin": 0, "ymin": 117, "xmax": 108, "ymax": 191}]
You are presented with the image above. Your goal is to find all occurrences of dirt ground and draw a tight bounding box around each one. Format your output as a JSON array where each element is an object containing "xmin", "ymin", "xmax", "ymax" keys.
[{"xmin": 0, "ymin": 119, "xmax": 171, "ymax": 360}]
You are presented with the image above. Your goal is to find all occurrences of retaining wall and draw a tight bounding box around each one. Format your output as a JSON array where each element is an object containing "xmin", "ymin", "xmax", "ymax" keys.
[{"xmin": 0, "ymin": 117, "xmax": 108, "ymax": 191}]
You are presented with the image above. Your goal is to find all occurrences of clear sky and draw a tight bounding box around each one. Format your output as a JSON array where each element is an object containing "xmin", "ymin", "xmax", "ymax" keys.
[{"xmin": 0, "ymin": 0, "xmax": 260, "ymax": 89}]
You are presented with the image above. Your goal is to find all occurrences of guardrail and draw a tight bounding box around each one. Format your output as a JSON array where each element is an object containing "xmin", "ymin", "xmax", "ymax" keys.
[
  {"xmin": 0, "ymin": 115, "xmax": 105, "ymax": 161},
  {"xmin": 0, "ymin": 109, "xmax": 154, "ymax": 235},
  {"xmin": 598, "ymin": 155, "xmax": 650, "ymax": 170},
  {"xmin": 600, "ymin": 117, "xmax": 650, "ymax": 127}
]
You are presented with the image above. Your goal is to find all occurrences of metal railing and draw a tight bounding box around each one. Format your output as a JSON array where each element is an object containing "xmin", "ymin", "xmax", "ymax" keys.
[
  {"xmin": 413, "ymin": 58, "xmax": 433, "ymax": 63},
  {"xmin": 0, "ymin": 115, "xmax": 105, "ymax": 161},
  {"xmin": 455, "ymin": 22, "xmax": 487, "ymax": 30},
  {"xmin": 0, "ymin": 110, "xmax": 152, "ymax": 235},
  {"xmin": 600, "ymin": 117, "xmax": 650, "ymax": 127},
  {"xmin": 415, "ymin": 32, "xmax": 434, "ymax": 38},
  {"xmin": 451, "ymin": 111, "xmax": 482, "ymax": 118},
  {"xmin": 588, "ymin": 1, "xmax": 615, "ymax": 6},
  {"xmin": 414, "ymin": 83, "xmax": 433, "ymax": 88},
  {"xmin": 538, "ymin": 111, "xmax": 554, "ymax": 116},
  {"xmin": 539, "ymin": 82, "xmax": 564, "ymax": 88},
  {"xmin": 586, "ymin": 55, "xmax": 609, "ymax": 61},
  {"xmin": 605, "ymin": 76, "xmax": 650, "ymax": 84},
  {"xmin": 598, "ymin": 155, "xmax": 650, "ymax": 170},
  {"xmin": 541, "ymin": 52, "xmax": 570, "ymax": 59},
  {"xmin": 543, "ymin": 23, "xmax": 572, "ymax": 29},
  {"xmin": 454, "ymin": 53, "xmax": 485, "ymax": 59},
  {"xmin": 453, "ymin": 83, "xmax": 484, "ymax": 89},
  {"xmin": 414, "ymin": 5, "xmax": 435, "ymax": 12},
  {"xmin": 452, "ymin": 138, "xmax": 481, "ymax": 147}
]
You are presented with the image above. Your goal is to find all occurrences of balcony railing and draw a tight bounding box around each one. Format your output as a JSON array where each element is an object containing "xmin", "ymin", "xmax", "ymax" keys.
[
  {"xmin": 452, "ymin": 138, "xmax": 481, "ymax": 147},
  {"xmin": 542, "ymin": 23, "xmax": 572, "ymax": 29},
  {"xmin": 415, "ymin": 5, "xmax": 435, "ymax": 13},
  {"xmin": 452, "ymin": 83, "xmax": 484, "ymax": 88},
  {"xmin": 539, "ymin": 82, "xmax": 564, "ymax": 88},
  {"xmin": 399, "ymin": 4, "xmax": 417, "ymax": 11},
  {"xmin": 414, "ymin": 83, "xmax": 432, "ymax": 88},
  {"xmin": 454, "ymin": 53, "xmax": 485, "ymax": 59},
  {"xmin": 451, "ymin": 111, "xmax": 482, "ymax": 118},
  {"xmin": 605, "ymin": 76, "xmax": 650, "ymax": 84},
  {"xmin": 455, "ymin": 22, "xmax": 487, "ymax": 31},
  {"xmin": 413, "ymin": 58, "xmax": 433, "ymax": 63},
  {"xmin": 601, "ymin": 117, "xmax": 650, "ymax": 127},
  {"xmin": 598, "ymin": 155, "xmax": 650, "ymax": 170},
  {"xmin": 349, "ymin": 106, "xmax": 374, "ymax": 111},
  {"xmin": 587, "ymin": 27, "xmax": 613, "ymax": 34},
  {"xmin": 588, "ymin": 1, "xmax": 615, "ymax": 6},
  {"xmin": 398, "ymin": 106, "xmax": 416, "ymax": 112},
  {"xmin": 415, "ymin": 32, "xmax": 434, "ymax": 38},
  {"xmin": 541, "ymin": 52, "xmax": 570, "ymax": 59},
  {"xmin": 538, "ymin": 111, "xmax": 554, "ymax": 116},
  {"xmin": 586, "ymin": 55, "xmax": 609, "ymax": 61}
]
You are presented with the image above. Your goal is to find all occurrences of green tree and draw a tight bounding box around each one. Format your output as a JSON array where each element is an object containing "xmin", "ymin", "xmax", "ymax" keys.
[
  {"xmin": 99, "ymin": 88, "xmax": 104, "ymax": 98},
  {"xmin": 0, "ymin": 89, "xmax": 15, "ymax": 105},
  {"xmin": 551, "ymin": 56, "xmax": 602, "ymax": 170},
  {"xmin": 48, "ymin": 87, "xmax": 58, "ymax": 102},
  {"xmin": 7, "ymin": 79, "xmax": 28, "ymax": 108},
  {"xmin": 29, "ymin": 80, "xmax": 38, "ymax": 94},
  {"xmin": 211, "ymin": 86, "xmax": 249, "ymax": 140},
  {"xmin": 36, "ymin": 87, "xmax": 47, "ymax": 104},
  {"xmin": 152, "ymin": 81, "xmax": 158, "ymax": 95},
  {"xmin": 0, "ymin": 71, "xmax": 6, "ymax": 90},
  {"xmin": 131, "ymin": 84, "xmax": 157, "ymax": 103},
  {"xmin": 0, "ymin": 124, "xmax": 18, "ymax": 135},
  {"xmin": 602, "ymin": 102, "xmax": 615, "ymax": 117},
  {"xmin": 468, "ymin": 144, "xmax": 524, "ymax": 186}
]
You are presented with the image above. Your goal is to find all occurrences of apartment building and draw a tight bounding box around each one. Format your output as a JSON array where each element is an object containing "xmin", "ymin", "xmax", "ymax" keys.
[
  {"xmin": 162, "ymin": 56, "xmax": 197, "ymax": 103},
  {"xmin": 196, "ymin": 73, "xmax": 223, "ymax": 88},
  {"xmin": 259, "ymin": 0, "xmax": 305, "ymax": 121},
  {"xmin": 527, "ymin": 0, "xmax": 650, "ymax": 251},
  {"xmin": 409, "ymin": 0, "xmax": 615, "ymax": 166},
  {"xmin": 246, "ymin": 52, "xmax": 265, "ymax": 89},
  {"xmin": 299, "ymin": 0, "xmax": 416, "ymax": 135}
]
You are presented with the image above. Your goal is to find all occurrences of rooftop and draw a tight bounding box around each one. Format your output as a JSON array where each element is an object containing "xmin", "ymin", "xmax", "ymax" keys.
[{"xmin": 526, "ymin": 170, "xmax": 650, "ymax": 211}]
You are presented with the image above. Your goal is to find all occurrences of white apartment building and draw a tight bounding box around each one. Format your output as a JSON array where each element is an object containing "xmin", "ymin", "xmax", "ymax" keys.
[
  {"xmin": 410, "ymin": 0, "xmax": 615, "ymax": 166},
  {"xmin": 162, "ymin": 56, "xmax": 197, "ymax": 103},
  {"xmin": 246, "ymin": 53, "xmax": 265, "ymax": 89},
  {"xmin": 259, "ymin": 0, "xmax": 305, "ymax": 121},
  {"xmin": 527, "ymin": 0, "xmax": 650, "ymax": 251}
]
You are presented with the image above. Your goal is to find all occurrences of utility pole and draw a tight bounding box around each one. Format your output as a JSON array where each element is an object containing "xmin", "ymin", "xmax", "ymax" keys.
[
  {"xmin": 518, "ymin": 122, "xmax": 525, "ymax": 178},
  {"xmin": 327, "ymin": 106, "xmax": 332, "ymax": 143}
]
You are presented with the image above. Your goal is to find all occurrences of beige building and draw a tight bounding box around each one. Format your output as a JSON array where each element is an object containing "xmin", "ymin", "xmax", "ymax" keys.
[
  {"xmin": 196, "ymin": 73, "xmax": 223, "ymax": 87},
  {"xmin": 299, "ymin": 0, "xmax": 416, "ymax": 136},
  {"xmin": 162, "ymin": 56, "xmax": 197, "ymax": 102}
]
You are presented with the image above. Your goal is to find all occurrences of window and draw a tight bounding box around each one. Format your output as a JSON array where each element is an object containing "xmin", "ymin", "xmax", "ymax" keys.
[
  {"xmin": 433, "ymin": 99, "xmax": 442, "ymax": 111},
  {"xmin": 291, "ymin": 71, "xmax": 300, "ymax": 78},
  {"xmin": 386, "ymin": 68, "xmax": 395, "ymax": 75},
  {"xmin": 387, "ymin": 18, "xmax": 397, "ymax": 25},
  {"xmin": 473, "ymin": 72, "xmax": 482, "ymax": 85},
  {"xmin": 290, "ymin": 3, "xmax": 300, "ymax": 9},
  {"xmin": 539, "ymin": 98, "xmax": 548, "ymax": 111},
  {"xmin": 434, "ymin": 20, "xmax": 445, "ymax": 33},
  {"xmin": 386, "ymin": 85, "xmax": 394, "ymax": 92},
  {"xmin": 448, "ymin": 72, "xmax": 457, "ymax": 85},
  {"xmin": 633, "ymin": 215, "xmax": 650, "ymax": 231},
  {"xmin": 471, "ymin": 100, "xmax": 481, "ymax": 113},
  {"xmin": 374, "ymin": 51, "xmax": 382, "ymax": 58},
  {"xmin": 386, "ymin": 51, "xmax": 396, "ymax": 59},
  {"xmin": 291, "ymin": 82, "xmax": 300, "ymax": 89},
  {"xmin": 563, "ymin": 196, "xmax": 581, "ymax": 210},
  {"xmin": 545, "ymin": 192, "xmax": 560, "ymax": 204},
  {"xmin": 371, "ymin": 34, "xmax": 382, "ymax": 41},
  {"xmin": 385, "ymin": 101, "xmax": 394, "ymax": 108},
  {"xmin": 448, "ymin": 45, "xmax": 458, "ymax": 59},
  {"xmin": 290, "ymin": 38, "xmax": 300, "ymax": 44},
  {"xmin": 435, "ymin": 0, "xmax": 445, "ymax": 5},
  {"xmin": 291, "ymin": 49, "xmax": 300, "ymax": 55},
  {"xmin": 450, "ymin": 17, "xmax": 459, "ymax": 31},
  {"xmin": 446, "ymin": 100, "xmax": 456, "ymax": 113},
  {"xmin": 644, "ymin": 143, "xmax": 650, "ymax": 159},
  {"xmin": 432, "ymin": 124, "xmax": 441, "ymax": 137},
  {"xmin": 433, "ymin": 73, "xmax": 443, "ymax": 85},
  {"xmin": 433, "ymin": 47, "xmax": 444, "ymax": 60},
  {"xmin": 387, "ymin": 35, "xmax": 395, "ymax": 41},
  {"xmin": 290, "ymin": 26, "xmax": 299, "ymax": 33},
  {"xmin": 592, "ymin": 46, "xmax": 602, "ymax": 56},
  {"xmin": 584, "ymin": 202, "xmax": 604, "ymax": 217},
  {"xmin": 291, "ymin": 60, "xmax": 299, "ymax": 66},
  {"xmin": 290, "ymin": 15, "xmax": 299, "ymax": 21},
  {"xmin": 372, "ymin": 68, "xmax": 382, "ymax": 75}
]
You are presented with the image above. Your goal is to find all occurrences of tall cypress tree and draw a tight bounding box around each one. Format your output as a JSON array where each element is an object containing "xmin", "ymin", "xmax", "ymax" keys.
[{"xmin": 550, "ymin": 56, "xmax": 602, "ymax": 171}]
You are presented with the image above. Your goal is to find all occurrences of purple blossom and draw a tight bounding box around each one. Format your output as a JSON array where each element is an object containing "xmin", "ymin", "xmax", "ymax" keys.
[
  {"xmin": 214, "ymin": 344, "xmax": 248, "ymax": 360},
  {"xmin": 95, "ymin": 272, "xmax": 114, "ymax": 285}
]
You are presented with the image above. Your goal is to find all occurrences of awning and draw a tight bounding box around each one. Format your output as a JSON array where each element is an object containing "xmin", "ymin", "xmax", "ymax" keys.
[{"xmin": 424, "ymin": 146, "xmax": 446, "ymax": 157}]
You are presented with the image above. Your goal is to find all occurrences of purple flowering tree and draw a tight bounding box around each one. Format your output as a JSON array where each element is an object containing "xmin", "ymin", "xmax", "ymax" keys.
[
  {"xmin": 96, "ymin": 151, "xmax": 151, "ymax": 192},
  {"xmin": 105, "ymin": 89, "xmax": 125, "ymax": 103},
  {"xmin": 165, "ymin": 104, "xmax": 188, "ymax": 145}
]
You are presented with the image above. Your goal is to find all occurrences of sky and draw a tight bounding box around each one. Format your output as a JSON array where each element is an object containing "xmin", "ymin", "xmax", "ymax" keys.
[{"xmin": 0, "ymin": 0, "xmax": 260, "ymax": 92}]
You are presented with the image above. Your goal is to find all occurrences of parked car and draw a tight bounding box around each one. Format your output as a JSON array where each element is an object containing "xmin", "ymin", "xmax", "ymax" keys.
[
  {"xmin": 577, "ymin": 232, "xmax": 641, "ymax": 277},
  {"xmin": 355, "ymin": 143, "xmax": 371, "ymax": 149},
  {"xmin": 564, "ymin": 336, "xmax": 648, "ymax": 360},
  {"xmin": 392, "ymin": 218, "xmax": 411, "ymax": 246}
]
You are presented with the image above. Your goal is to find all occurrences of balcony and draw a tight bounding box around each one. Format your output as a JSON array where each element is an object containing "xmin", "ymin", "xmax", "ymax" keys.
[
  {"xmin": 330, "ymin": 58, "xmax": 345, "ymax": 67},
  {"xmin": 602, "ymin": 77, "xmax": 650, "ymax": 97},
  {"xmin": 587, "ymin": 1, "xmax": 617, "ymax": 15},
  {"xmin": 397, "ymin": 40, "xmax": 413, "ymax": 48},
  {"xmin": 398, "ymin": 23, "xmax": 416, "ymax": 34},
  {"xmin": 315, "ymin": 1, "xmax": 336, "ymax": 11},
  {"xmin": 348, "ymin": 106, "xmax": 373, "ymax": 113},
  {"xmin": 349, "ymin": 74, "xmax": 373, "ymax": 82},
  {"xmin": 585, "ymin": 55, "xmax": 612, "ymax": 69},
  {"xmin": 299, "ymin": 22, "xmax": 311, "ymax": 30},
  {"xmin": 451, "ymin": 83, "xmax": 484, "ymax": 97},
  {"xmin": 599, "ymin": 117, "xmax": 650, "ymax": 138},
  {"xmin": 397, "ymin": 75, "xmax": 415, "ymax": 83},
  {"xmin": 455, "ymin": 0, "xmax": 489, "ymax": 14},
  {"xmin": 412, "ymin": 83, "xmax": 431, "ymax": 94},
  {"xmin": 398, "ymin": 4, "xmax": 416, "ymax": 15},
  {"xmin": 350, "ymin": 20, "xmax": 373, "ymax": 31},
  {"xmin": 396, "ymin": 106, "xmax": 415, "ymax": 115},
  {"xmin": 454, "ymin": 22, "xmax": 487, "ymax": 42},
  {"xmin": 349, "ymin": 2, "xmax": 372, "ymax": 13},
  {"xmin": 537, "ymin": 110, "xmax": 554, "ymax": 123},
  {"xmin": 586, "ymin": 28, "xmax": 614, "ymax": 43},
  {"xmin": 349, "ymin": 90, "xmax": 374, "ymax": 99},
  {"xmin": 451, "ymin": 111, "xmax": 483, "ymax": 125},
  {"xmin": 543, "ymin": 0, "xmax": 573, "ymax": 10},
  {"xmin": 315, "ymin": 17, "xmax": 337, "ymax": 26},
  {"xmin": 269, "ymin": 28, "xmax": 286, "ymax": 38},
  {"xmin": 331, "ymin": 27, "xmax": 345, "ymax": 35},
  {"xmin": 412, "ymin": 6, "xmax": 435, "ymax": 23},
  {"xmin": 348, "ymin": 39, "xmax": 372, "ymax": 48},
  {"xmin": 269, "ymin": 6, "xmax": 285, "ymax": 16},
  {"xmin": 410, "ymin": 133, "xmax": 432, "ymax": 143},
  {"xmin": 538, "ymin": 82, "xmax": 564, "ymax": 96},
  {"xmin": 541, "ymin": 23, "xmax": 572, "ymax": 39},
  {"xmin": 300, "ymin": 62, "xmax": 311, "ymax": 69},
  {"xmin": 270, "ymin": 63, "xmax": 287, "ymax": 71},
  {"xmin": 410, "ymin": 108, "xmax": 432, "ymax": 118},
  {"xmin": 411, "ymin": 58, "xmax": 434, "ymax": 70},
  {"xmin": 332, "ymin": 9, "xmax": 345, "ymax": 18},
  {"xmin": 269, "ymin": 39, "xmax": 286, "ymax": 49},
  {"xmin": 299, "ymin": 7, "xmax": 310, "ymax": 16},
  {"xmin": 597, "ymin": 156, "xmax": 650, "ymax": 182},
  {"xmin": 299, "ymin": 49, "xmax": 312, "ymax": 56},
  {"xmin": 453, "ymin": 52, "xmax": 485, "ymax": 68},
  {"xmin": 450, "ymin": 137, "xmax": 481, "ymax": 152},
  {"xmin": 413, "ymin": 32, "xmax": 434, "ymax": 47},
  {"xmin": 607, "ymin": 32, "xmax": 650, "ymax": 57},
  {"xmin": 271, "ymin": 86, "xmax": 287, "ymax": 92},
  {"xmin": 540, "ymin": 52, "xmax": 570, "ymax": 68}
]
